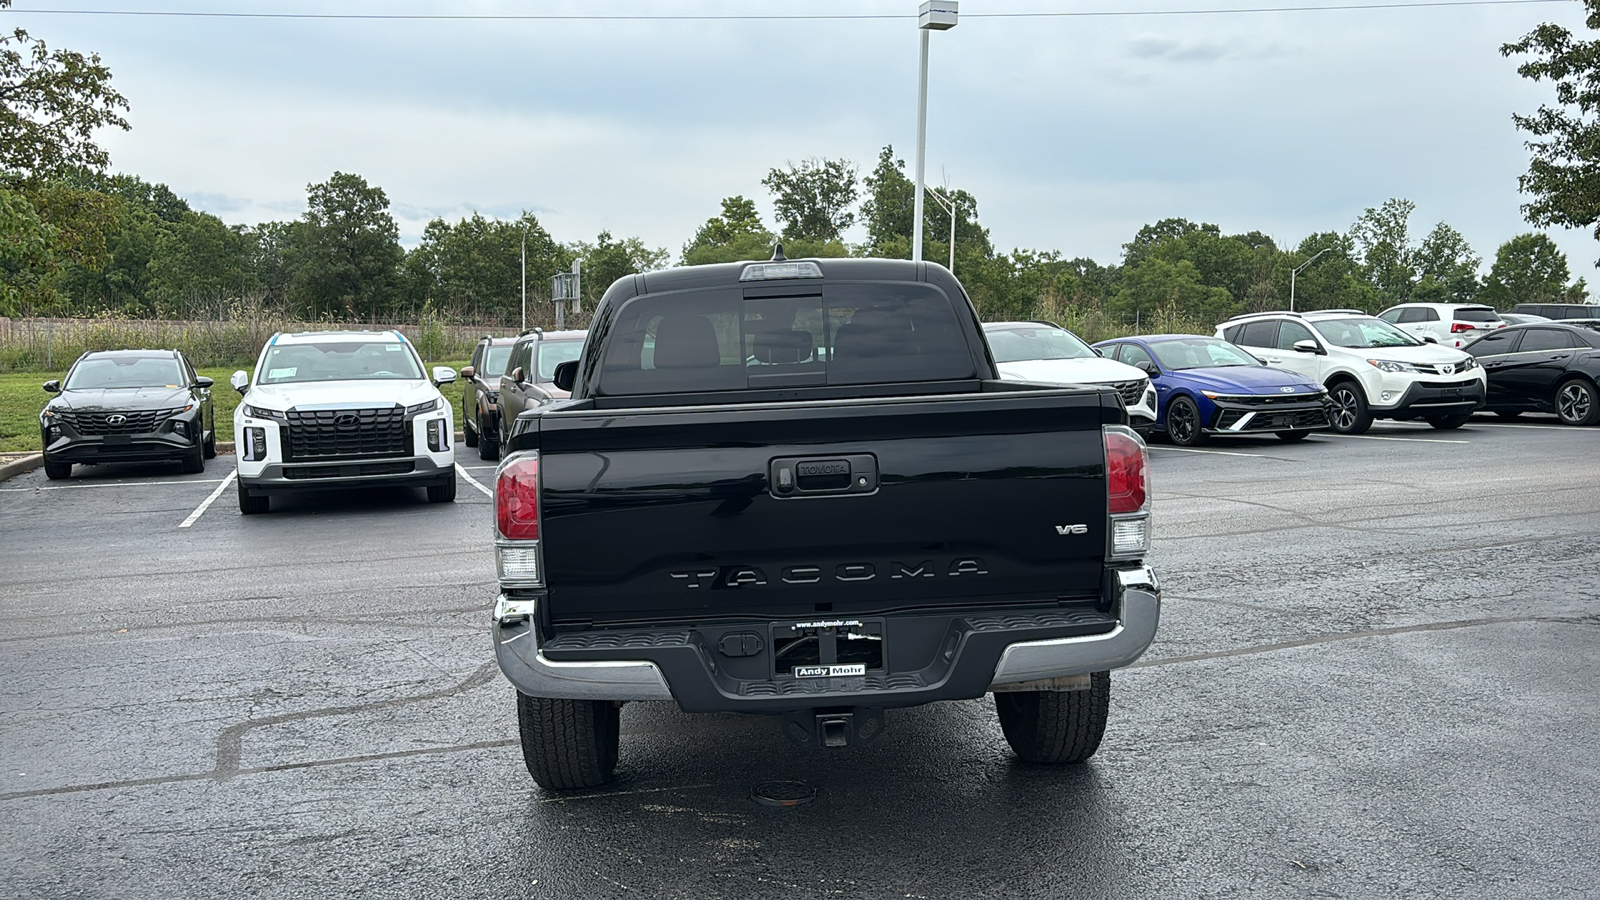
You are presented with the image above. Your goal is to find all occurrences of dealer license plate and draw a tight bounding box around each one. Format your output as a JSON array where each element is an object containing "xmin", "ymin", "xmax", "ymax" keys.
[{"xmin": 793, "ymin": 664, "xmax": 867, "ymax": 679}]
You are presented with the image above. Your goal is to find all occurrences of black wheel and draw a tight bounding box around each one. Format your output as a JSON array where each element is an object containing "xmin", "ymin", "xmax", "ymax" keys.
[
  {"xmin": 478, "ymin": 415, "xmax": 499, "ymax": 461},
  {"xmin": 427, "ymin": 470, "xmax": 457, "ymax": 503},
  {"xmin": 1327, "ymin": 382, "xmax": 1373, "ymax": 435},
  {"xmin": 1427, "ymin": 414, "xmax": 1472, "ymax": 430},
  {"xmin": 1165, "ymin": 396, "xmax": 1207, "ymax": 446},
  {"xmin": 994, "ymin": 671, "xmax": 1110, "ymax": 764},
  {"xmin": 1555, "ymin": 379, "xmax": 1599, "ymax": 426},
  {"xmin": 463, "ymin": 415, "xmax": 478, "ymax": 447},
  {"xmin": 1275, "ymin": 430, "xmax": 1311, "ymax": 442},
  {"xmin": 1495, "ymin": 410, "xmax": 1522, "ymax": 420},
  {"xmin": 181, "ymin": 439, "xmax": 205, "ymax": 474},
  {"xmin": 516, "ymin": 693, "xmax": 620, "ymax": 790},
  {"xmin": 237, "ymin": 478, "xmax": 269, "ymax": 514},
  {"xmin": 42, "ymin": 458, "xmax": 71, "ymax": 480},
  {"xmin": 203, "ymin": 429, "xmax": 217, "ymax": 459}
]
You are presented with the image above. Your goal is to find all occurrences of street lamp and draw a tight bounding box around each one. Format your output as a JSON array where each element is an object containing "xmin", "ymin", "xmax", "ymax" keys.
[
  {"xmin": 1290, "ymin": 247, "xmax": 1338, "ymax": 312},
  {"xmin": 912, "ymin": 1, "xmax": 957, "ymax": 264},
  {"xmin": 520, "ymin": 227, "xmax": 527, "ymax": 332},
  {"xmin": 926, "ymin": 185, "xmax": 957, "ymax": 274}
]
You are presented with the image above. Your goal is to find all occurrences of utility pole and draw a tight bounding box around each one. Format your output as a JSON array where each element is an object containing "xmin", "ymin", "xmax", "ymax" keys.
[
  {"xmin": 520, "ymin": 230, "xmax": 527, "ymax": 332},
  {"xmin": 912, "ymin": 1, "xmax": 957, "ymax": 263}
]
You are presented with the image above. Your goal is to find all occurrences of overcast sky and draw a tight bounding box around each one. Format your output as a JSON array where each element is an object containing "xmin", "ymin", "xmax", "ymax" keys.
[{"xmin": 7, "ymin": 0, "xmax": 1595, "ymax": 274}]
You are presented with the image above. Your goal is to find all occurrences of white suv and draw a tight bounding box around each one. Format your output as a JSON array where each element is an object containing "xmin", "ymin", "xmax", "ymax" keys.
[
  {"xmin": 1218, "ymin": 310, "xmax": 1486, "ymax": 434},
  {"xmin": 230, "ymin": 330, "xmax": 459, "ymax": 514},
  {"xmin": 983, "ymin": 321, "xmax": 1158, "ymax": 429},
  {"xmin": 1377, "ymin": 303, "xmax": 1506, "ymax": 349}
]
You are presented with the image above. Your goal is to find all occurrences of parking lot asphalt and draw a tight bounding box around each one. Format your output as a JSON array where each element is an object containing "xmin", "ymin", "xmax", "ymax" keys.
[{"xmin": 1, "ymin": 414, "xmax": 1597, "ymax": 899}]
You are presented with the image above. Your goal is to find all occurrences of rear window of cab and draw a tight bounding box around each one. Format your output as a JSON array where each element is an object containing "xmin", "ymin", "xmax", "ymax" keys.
[{"xmin": 597, "ymin": 284, "xmax": 975, "ymax": 396}]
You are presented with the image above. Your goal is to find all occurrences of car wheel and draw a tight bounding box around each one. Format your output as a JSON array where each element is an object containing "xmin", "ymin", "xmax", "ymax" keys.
[
  {"xmin": 463, "ymin": 414, "xmax": 478, "ymax": 447},
  {"xmin": 1166, "ymin": 396, "xmax": 1206, "ymax": 446},
  {"xmin": 1427, "ymin": 414, "xmax": 1472, "ymax": 430},
  {"xmin": 994, "ymin": 671, "xmax": 1110, "ymax": 764},
  {"xmin": 181, "ymin": 439, "xmax": 205, "ymax": 474},
  {"xmin": 203, "ymin": 430, "xmax": 216, "ymax": 459},
  {"xmin": 237, "ymin": 479, "xmax": 269, "ymax": 514},
  {"xmin": 1275, "ymin": 430, "xmax": 1311, "ymax": 442},
  {"xmin": 427, "ymin": 470, "xmax": 457, "ymax": 503},
  {"xmin": 1327, "ymin": 382, "xmax": 1373, "ymax": 435},
  {"xmin": 517, "ymin": 693, "xmax": 620, "ymax": 790},
  {"xmin": 478, "ymin": 415, "xmax": 499, "ymax": 461},
  {"xmin": 1555, "ymin": 379, "xmax": 1600, "ymax": 426},
  {"xmin": 42, "ymin": 458, "xmax": 71, "ymax": 480}
]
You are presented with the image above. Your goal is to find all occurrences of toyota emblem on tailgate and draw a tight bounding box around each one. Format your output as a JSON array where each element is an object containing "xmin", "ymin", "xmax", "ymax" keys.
[{"xmin": 334, "ymin": 413, "xmax": 359, "ymax": 427}]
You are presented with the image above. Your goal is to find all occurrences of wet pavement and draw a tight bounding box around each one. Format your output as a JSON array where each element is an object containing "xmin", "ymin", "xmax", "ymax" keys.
[{"xmin": 1, "ymin": 415, "xmax": 1596, "ymax": 898}]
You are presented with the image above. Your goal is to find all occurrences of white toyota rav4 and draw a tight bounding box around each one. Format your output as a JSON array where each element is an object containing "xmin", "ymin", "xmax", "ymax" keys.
[
  {"xmin": 230, "ymin": 330, "xmax": 458, "ymax": 514},
  {"xmin": 1218, "ymin": 310, "xmax": 1486, "ymax": 434}
]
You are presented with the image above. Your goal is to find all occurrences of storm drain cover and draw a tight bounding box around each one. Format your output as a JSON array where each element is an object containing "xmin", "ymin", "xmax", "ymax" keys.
[{"xmin": 751, "ymin": 780, "xmax": 816, "ymax": 808}]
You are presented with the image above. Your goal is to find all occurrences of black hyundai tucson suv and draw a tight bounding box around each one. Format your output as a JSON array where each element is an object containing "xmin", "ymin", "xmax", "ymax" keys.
[{"xmin": 40, "ymin": 349, "xmax": 216, "ymax": 480}]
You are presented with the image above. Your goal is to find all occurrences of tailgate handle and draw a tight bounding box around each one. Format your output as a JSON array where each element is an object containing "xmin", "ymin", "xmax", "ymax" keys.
[{"xmin": 770, "ymin": 454, "xmax": 878, "ymax": 497}]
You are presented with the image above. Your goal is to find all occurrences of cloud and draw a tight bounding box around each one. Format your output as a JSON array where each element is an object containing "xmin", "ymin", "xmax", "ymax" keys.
[{"xmin": 1124, "ymin": 32, "xmax": 1288, "ymax": 64}]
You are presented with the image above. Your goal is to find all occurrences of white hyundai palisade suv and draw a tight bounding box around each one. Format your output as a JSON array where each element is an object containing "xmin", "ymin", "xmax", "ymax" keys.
[
  {"xmin": 1218, "ymin": 310, "xmax": 1486, "ymax": 434},
  {"xmin": 983, "ymin": 321, "xmax": 1158, "ymax": 429},
  {"xmin": 230, "ymin": 330, "xmax": 458, "ymax": 514}
]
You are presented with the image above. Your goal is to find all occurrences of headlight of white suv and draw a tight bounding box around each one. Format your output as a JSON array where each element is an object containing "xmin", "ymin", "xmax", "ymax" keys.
[
  {"xmin": 242, "ymin": 404, "xmax": 286, "ymax": 420},
  {"xmin": 1366, "ymin": 359, "xmax": 1422, "ymax": 374},
  {"xmin": 1458, "ymin": 357, "xmax": 1479, "ymax": 371}
]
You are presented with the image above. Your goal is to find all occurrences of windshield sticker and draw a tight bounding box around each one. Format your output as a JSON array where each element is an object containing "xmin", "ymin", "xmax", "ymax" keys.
[
  {"xmin": 268, "ymin": 367, "xmax": 297, "ymax": 379},
  {"xmin": 385, "ymin": 345, "xmax": 402, "ymax": 351}
]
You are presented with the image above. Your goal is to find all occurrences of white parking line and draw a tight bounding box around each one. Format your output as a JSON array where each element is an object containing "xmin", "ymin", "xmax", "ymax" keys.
[
  {"xmin": 1466, "ymin": 422, "xmax": 1576, "ymax": 431},
  {"xmin": 179, "ymin": 470, "xmax": 237, "ymax": 528},
  {"xmin": 1149, "ymin": 446, "xmax": 1274, "ymax": 459},
  {"xmin": 0, "ymin": 478, "xmax": 228, "ymax": 492},
  {"xmin": 1326, "ymin": 434, "xmax": 1469, "ymax": 445},
  {"xmin": 455, "ymin": 463, "xmax": 493, "ymax": 497}
]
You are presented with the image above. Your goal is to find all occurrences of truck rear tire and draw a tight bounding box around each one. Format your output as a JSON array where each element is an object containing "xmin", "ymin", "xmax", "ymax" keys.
[
  {"xmin": 994, "ymin": 671, "xmax": 1110, "ymax": 764},
  {"xmin": 517, "ymin": 693, "xmax": 620, "ymax": 790}
]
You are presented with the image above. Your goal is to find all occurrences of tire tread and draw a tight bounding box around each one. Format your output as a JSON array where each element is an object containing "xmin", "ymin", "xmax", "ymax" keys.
[
  {"xmin": 516, "ymin": 693, "xmax": 619, "ymax": 790},
  {"xmin": 994, "ymin": 671, "xmax": 1110, "ymax": 764}
]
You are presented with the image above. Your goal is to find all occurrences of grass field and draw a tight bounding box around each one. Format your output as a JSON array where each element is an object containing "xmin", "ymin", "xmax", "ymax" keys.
[{"xmin": 1, "ymin": 361, "xmax": 469, "ymax": 455}]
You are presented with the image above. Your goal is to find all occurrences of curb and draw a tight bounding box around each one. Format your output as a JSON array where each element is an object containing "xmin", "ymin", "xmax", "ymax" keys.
[{"xmin": 0, "ymin": 453, "xmax": 43, "ymax": 483}]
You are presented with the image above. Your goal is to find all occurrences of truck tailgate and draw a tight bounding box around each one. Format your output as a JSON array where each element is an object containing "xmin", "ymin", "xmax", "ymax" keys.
[{"xmin": 535, "ymin": 388, "xmax": 1115, "ymax": 626}]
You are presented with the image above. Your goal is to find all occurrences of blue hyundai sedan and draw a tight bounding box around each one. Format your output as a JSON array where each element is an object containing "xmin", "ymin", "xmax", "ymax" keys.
[{"xmin": 1092, "ymin": 334, "xmax": 1331, "ymax": 446}]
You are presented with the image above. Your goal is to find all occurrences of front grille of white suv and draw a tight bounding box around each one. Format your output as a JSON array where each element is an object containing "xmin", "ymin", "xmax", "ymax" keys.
[{"xmin": 283, "ymin": 406, "xmax": 409, "ymax": 460}]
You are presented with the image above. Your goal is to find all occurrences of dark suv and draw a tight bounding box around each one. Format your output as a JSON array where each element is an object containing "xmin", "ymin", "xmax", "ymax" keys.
[
  {"xmin": 494, "ymin": 329, "xmax": 585, "ymax": 458},
  {"xmin": 1510, "ymin": 303, "xmax": 1600, "ymax": 321},
  {"xmin": 459, "ymin": 335, "xmax": 518, "ymax": 460},
  {"xmin": 40, "ymin": 349, "xmax": 216, "ymax": 480}
]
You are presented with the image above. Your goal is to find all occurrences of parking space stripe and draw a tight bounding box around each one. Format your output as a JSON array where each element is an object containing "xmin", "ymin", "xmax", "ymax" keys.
[
  {"xmin": 179, "ymin": 470, "xmax": 237, "ymax": 528},
  {"xmin": 1326, "ymin": 434, "xmax": 1469, "ymax": 445},
  {"xmin": 0, "ymin": 478, "xmax": 228, "ymax": 492},
  {"xmin": 1149, "ymin": 446, "xmax": 1275, "ymax": 459},
  {"xmin": 455, "ymin": 462, "xmax": 493, "ymax": 497}
]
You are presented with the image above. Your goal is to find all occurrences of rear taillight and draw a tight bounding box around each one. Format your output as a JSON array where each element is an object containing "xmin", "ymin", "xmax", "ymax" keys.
[
  {"xmin": 1105, "ymin": 427, "xmax": 1147, "ymax": 514},
  {"xmin": 1104, "ymin": 425, "xmax": 1151, "ymax": 561},
  {"xmin": 496, "ymin": 452, "xmax": 543, "ymax": 587},
  {"xmin": 497, "ymin": 453, "xmax": 540, "ymax": 539},
  {"xmin": 1450, "ymin": 322, "xmax": 1476, "ymax": 333}
]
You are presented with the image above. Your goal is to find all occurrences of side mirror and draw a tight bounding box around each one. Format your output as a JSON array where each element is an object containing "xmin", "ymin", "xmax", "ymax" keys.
[
  {"xmin": 552, "ymin": 361, "xmax": 578, "ymax": 393},
  {"xmin": 194, "ymin": 376, "xmax": 214, "ymax": 389},
  {"xmin": 42, "ymin": 380, "xmax": 61, "ymax": 393},
  {"xmin": 510, "ymin": 366, "xmax": 526, "ymax": 385},
  {"xmin": 1422, "ymin": 335, "xmax": 1439, "ymax": 344},
  {"xmin": 1292, "ymin": 340, "xmax": 1321, "ymax": 355},
  {"xmin": 459, "ymin": 365, "xmax": 475, "ymax": 380},
  {"xmin": 230, "ymin": 370, "xmax": 250, "ymax": 394},
  {"xmin": 432, "ymin": 365, "xmax": 457, "ymax": 386},
  {"xmin": 1134, "ymin": 360, "xmax": 1156, "ymax": 375},
  {"xmin": 1092, "ymin": 347, "xmax": 1105, "ymax": 357}
]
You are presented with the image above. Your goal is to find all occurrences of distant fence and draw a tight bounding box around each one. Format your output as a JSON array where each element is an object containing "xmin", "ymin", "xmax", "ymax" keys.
[{"xmin": 0, "ymin": 316, "xmax": 527, "ymax": 372}]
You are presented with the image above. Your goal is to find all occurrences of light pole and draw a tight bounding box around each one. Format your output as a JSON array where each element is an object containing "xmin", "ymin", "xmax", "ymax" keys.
[
  {"xmin": 912, "ymin": 1, "xmax": 957, "ymax": 264},
  {"xmin": 520, "ymin": 228, "xmax": 527, "ymax": 332},
  {"xmin": 1290, "ymin": 247, "xmax": 1337, "ymax": 312},
  {"xmin": 926, "ymin": 185, "xmax": 957, "ymax": 274}
]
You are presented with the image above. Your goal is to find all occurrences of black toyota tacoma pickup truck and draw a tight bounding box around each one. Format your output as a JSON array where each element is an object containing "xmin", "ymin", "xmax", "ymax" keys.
[{"xmin": 490, "ymin": 253, "xmax": 1160, "ymax": 789}]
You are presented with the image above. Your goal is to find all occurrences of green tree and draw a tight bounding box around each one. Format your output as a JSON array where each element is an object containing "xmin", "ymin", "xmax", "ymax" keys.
[
  {"xmin": 406, "ymin": 211, "xmax": 567, "ymax": 317},
  {"xmin": 0, "ymin": 181, "xmax": 54, "ymax": 314},
  {"xmin": 1480, "ymin": 232, "xmax": 1577, "ymax": 307},
  {"xmin": 568, "ymin": 230, "xmax": 667, "ymax": 306},
  {"xmin": 1411, "ymin": 223, "xmax": 1481, "ymax": 303},
  {"xmin": 1285, "ymin": 233, "xmax": 1372, "ymax": 312},
  {"xmin": 0, "ymin": 23, "xmax": 129, "ymax": 179},
  {"xmin": 290, "ymin": 171, "xmax": 403, "ymax": 321},
  {"xmin": 762, "ymin": 157, "xmax": 859, "ymax": 242},
  {"xmin": 861, "ymin": 146, "xmax": 914, "ymax": 255},
  {"xmin": 146, "ymin": 210, "xmax": 255, "ymax": 312},
  {"xmin": 681, "ymin": 195, "xmax": 777, "ymax": 265},
  {"xmin": 1348, "ymin": 199, "xmax": 1418, "ymax": 305},
  {"xmin": 1502, "ymin": 2, "xmax": 1600, "ymax": 265},
  {"xmin": 1109, "ymin": 256, "xmax": 1234, "ymax": 325}
]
